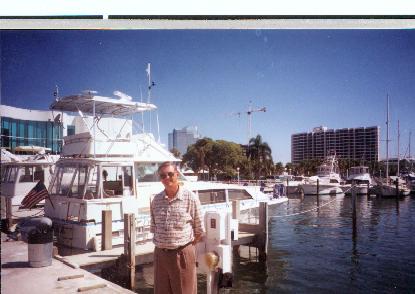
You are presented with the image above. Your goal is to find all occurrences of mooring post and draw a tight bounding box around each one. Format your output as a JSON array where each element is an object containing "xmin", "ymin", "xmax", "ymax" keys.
[
  {"xmin": 102, "ymin": 210, "xmax": 112, "ymax": 251},
  {"xmin": 316, "ymin": 179, "xmax": 320, "ymax": 209},
  {"xmin": 124, "ymin": 213, "xmax": 136, "ymax": 290},
  {"xmin": 367, "ymin": 182, "xmax": 370, "ymax": 199},
  {"xmin": 232, "ymin": 200, "xmax": 241, "ymax": 256},
  {"xmin": 352, "ymin": 183, "xmax": 357, "ymax": 240},
  {"xmin": 395, "ymin": 179, "xmax": 399, "ymax": 199},
  {"xmin": 6, "ymin": 198, "xmax": 12, "ymax": 231},
  {"xmin": 258, "ymin": 202, "xmax": 268, "ymax": 262}
]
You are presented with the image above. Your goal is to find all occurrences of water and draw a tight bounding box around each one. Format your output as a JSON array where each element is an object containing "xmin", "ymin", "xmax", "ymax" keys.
[{"xmin": 135, "ymin": 194, "xmax": 415, "ymax": 293}]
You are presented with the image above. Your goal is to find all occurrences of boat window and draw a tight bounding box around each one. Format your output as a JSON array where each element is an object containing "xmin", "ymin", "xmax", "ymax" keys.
[
  {"xmin": 58, "ymin": 166, "xmax": 77, "ymax": 197},
  {"xmin": 329, "ymin": 179, "xmax": 339, "ymax": 184},
  {"xmin": 197, "ymin": 189, "xmax": 226, "ymax": 205},
  {"xmin": 70, "ymin": 166, "xmax": 88, "ymax": 198},
  {"xmin": 228, "ymin": 189, "xmax": 252, "ymax": 201},
  {"xmin": 33, "ymin": 166, "xmax": 45, "ymax": 182},
  {"xmin": 19, "ymin": 167, "xmax": 34, "ymax": 182},
  {"xmin": 2, "ymin": 166, "xmax": 16, "ymax": 182},
  {"xmin": 84, "ymin": 166, "xmax": 98, "ymax": 199},
  {"xmin": 102, "ymin": 166, "xmax": 132, "ymax": 197},
  {"xmin": 136, "ymin": 162, "xmax": 186, "ymax": 182},
  {"xmin": 123, "ymin": 166, "xmax": 133, "ymax": 194},
  {"xmin": 136, "ymin": 163, "xmax": 159, "ymax": 182}
]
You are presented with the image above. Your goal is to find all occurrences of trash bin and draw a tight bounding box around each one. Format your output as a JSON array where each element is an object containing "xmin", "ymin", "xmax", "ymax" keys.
[{"xmin": 20, "ymin": 217, "xmax": 53, "ymax": 267}]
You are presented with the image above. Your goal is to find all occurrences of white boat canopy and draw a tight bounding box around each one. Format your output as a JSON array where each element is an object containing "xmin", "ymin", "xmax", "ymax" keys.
[{"xmin": 50, "ymin": 91, "xmax": 157, "ymax": 116}]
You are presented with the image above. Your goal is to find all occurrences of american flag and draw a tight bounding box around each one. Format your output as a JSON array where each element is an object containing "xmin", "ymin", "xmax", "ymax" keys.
[{"xmin": 21, "ymin": 181, "xmax": 49, "ymax": 209}]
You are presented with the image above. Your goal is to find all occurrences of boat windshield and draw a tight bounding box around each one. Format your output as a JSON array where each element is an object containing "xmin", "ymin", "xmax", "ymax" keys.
[
  {"xmin": 197, "ymin": 189, "xmax": 227, "ymax": 205},
  {"xmin": 1, "ymin": 166, "xmax": 18, "ymax": 183},
  {"xmin": 50, "ymin": 164, "xmax": 96, "ymax": 199},
  {"xmin": 18, "ymin": 166, "xmax": 47, "ymax": 183},
  {"xmin": 50, "ymin": 162, "xmax": 135, "ymax": 199},
  {"xmin": 136, "ymin": 162, "xmax": 187, "ymax": 182}
]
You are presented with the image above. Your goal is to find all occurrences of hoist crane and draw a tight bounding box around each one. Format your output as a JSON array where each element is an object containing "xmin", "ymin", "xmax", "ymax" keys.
[{"xmin": 231, "ymin": 101, "xmax": 266, "ymax": 143}]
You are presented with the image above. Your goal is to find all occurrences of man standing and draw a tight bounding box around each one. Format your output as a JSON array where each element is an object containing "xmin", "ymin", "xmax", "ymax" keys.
[{"xmin": 150, "ymin": 162, "xmax": 204, "ymax": 294}]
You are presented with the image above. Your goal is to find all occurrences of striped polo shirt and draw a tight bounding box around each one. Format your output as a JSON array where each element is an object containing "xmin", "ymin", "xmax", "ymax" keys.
[{"xmin": 150, "ymin": 186, "xmax": 205, "ymax": 249}]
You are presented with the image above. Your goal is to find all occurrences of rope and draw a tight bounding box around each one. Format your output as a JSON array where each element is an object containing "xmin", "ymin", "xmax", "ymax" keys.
[{"xmin": 269, "ymin": 197, "xmax": 339, "ymax": 219}]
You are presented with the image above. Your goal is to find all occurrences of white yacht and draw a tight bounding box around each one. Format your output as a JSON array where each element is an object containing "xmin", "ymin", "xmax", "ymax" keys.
[
  {"xmin": 1, "ymin": 148, "xmax": 58, "ymax": 219},
  {"xmin": 44, "ymin": 91, "xmax": 287, "ymax": 250},
  {"xmin": 341, "ymin": 166, "xmax": 373, "ymax": 195},
  {"xmin": 299, "ymin": 155, "xmax": 343, "ymax": 195}
]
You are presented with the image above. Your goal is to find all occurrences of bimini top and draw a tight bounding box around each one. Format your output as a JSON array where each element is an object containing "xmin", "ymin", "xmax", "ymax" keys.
[{"xmin": 50, "ymin": 90, "xmax": 157, "ymax": 116}]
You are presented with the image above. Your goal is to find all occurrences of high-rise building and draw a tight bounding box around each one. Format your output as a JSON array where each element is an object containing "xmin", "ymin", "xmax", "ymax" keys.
[
  {"xmin": 291, "ymin": 126, "xmax": 380, "ymax": 164},
  {"xmin": 168, "ymin": 126, "xmax": 201, "ymax": 156}
]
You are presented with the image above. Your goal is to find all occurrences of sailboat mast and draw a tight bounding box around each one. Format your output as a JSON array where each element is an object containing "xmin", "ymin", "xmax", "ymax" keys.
[{"xmin": 386, "ymin": 94, "xmax": 389, "ymax": 181}]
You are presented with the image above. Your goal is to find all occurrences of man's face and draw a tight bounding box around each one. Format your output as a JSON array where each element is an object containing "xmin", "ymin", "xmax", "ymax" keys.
[{"xmin": 159, "ymin": 165, "xmax": 178, "ymax": 189}]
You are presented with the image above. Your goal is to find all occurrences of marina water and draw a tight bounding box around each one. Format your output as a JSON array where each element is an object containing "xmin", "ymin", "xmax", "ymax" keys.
[{"xmin": 136, "ymin": 193, "xmax": 415, "ymax": 293}]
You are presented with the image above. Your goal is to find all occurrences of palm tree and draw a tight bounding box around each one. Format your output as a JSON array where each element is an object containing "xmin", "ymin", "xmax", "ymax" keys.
[{"xmin": 247, "ymin": 134, "xmax": 273, "ymax": 179}]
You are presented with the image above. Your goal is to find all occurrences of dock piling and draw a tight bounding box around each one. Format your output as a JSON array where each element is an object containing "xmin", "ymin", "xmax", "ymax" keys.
[
  {"xmin": 395, "ymin": 180, "xmax": 399, "ymax": 199},
  {"xmin": 124, "ymin": 213, "xmax": 136, "ymax": 290},
  {"xmin": 257, "ymin": 202, "xmax": 268, "ymax": 262},
  {"xmin": 316, "ymin": 179, "xmax": 320, "ymax": 210},
  {"xmin": 352, "ymin": 183, "xmax": 357, "ymax": 240},
  {"xmin": 102, "ymin": 210, "xmax": 112, "ymax": 251}
]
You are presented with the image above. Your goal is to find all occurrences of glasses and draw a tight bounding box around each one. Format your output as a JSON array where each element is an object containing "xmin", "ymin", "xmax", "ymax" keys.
[{"xmin": 159, "ymin": 172, "xmax": 175, "ymax": 179}]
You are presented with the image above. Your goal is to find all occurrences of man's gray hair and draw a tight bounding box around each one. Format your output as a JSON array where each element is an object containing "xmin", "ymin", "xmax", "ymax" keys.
[{"xmin": 157, "ymin": 161, "xmax": 178, "ymax": 173}]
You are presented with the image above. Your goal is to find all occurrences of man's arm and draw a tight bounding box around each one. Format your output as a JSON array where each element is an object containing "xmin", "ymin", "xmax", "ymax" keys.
[{"xmin": 191, "ymin": 195, "xmax": 205, "ymax": 245}]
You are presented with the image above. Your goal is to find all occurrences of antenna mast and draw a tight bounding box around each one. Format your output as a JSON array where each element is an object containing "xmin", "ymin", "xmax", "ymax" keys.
[{"xmin": 146, "ymin": 63, "xmax": 152, "ymax": 134}]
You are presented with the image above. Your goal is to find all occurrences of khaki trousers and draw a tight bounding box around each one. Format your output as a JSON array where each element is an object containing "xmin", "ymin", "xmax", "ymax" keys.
[{"xmin": 154, "ymin": 244, "xmax": 197, "ymax": 294}]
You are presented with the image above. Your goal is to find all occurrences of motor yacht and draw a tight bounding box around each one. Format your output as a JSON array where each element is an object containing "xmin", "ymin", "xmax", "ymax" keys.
[
  {"xmin": 43, "ymin": 90, "xmax": 287, "ymax": 250},
  {"xmin": 341, "ymin": 166, "xmax": 373, "ymax": 195},
  {"xmin": 299, "ymin": 155, "xmax": 343, "ymax": 195}
]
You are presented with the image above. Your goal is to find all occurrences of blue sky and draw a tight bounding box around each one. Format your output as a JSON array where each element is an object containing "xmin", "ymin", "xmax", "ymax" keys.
[{"xmin": 1, "ymin": 29, "xmax": 414, "ymax": 163}]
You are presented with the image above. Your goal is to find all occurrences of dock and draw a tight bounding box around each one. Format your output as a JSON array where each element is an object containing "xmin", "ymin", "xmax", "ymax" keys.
[
  {"xmin": 1, "ymin": 233, "xmax": 134, "ymax": 294},
  {"xmin": 1, "ymin": 201, "xmax": 273, "ymax": 293},
  {"xmin": 58, "ymin": 231, "xmax": 257, "ymax": 270},
  {"xmin": 61, "ymin": 201, "xmax": 268, "ymax": 270}
]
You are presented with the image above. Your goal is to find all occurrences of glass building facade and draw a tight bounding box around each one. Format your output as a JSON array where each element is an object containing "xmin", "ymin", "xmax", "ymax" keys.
[{"xmin": 1, "ymin": 117, "xmax": 63, "ymax": 153}]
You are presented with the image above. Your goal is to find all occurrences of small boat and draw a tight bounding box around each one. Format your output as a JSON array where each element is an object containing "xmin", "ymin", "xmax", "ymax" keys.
[{"xmin": 299, "ymin": 154, "xmax": 343, "ymax": 195}]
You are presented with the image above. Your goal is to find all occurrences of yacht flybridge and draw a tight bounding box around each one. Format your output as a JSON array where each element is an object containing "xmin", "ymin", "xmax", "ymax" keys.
[{"xmin": 45, "ymin": 91, "xmax": 287, "ymax": 250}]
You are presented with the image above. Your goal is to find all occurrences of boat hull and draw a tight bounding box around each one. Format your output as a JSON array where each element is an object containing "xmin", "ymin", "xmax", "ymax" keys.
[
  {"xmin": 300, "ymin": 184, "xmax": 343, "ymax": 195},
  {"xmin": 371, "ymin": 184, "xmax": 411, "ymax": 197},
  {"xmin": 342, "ymin": 184, "xmax": 370, "ymax": 195}
]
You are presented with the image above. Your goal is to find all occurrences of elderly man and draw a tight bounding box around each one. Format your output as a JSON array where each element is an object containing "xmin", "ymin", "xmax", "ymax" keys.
[{"xmin": 150, "ymin": 162, "xmax": 204, "ymax": 294}]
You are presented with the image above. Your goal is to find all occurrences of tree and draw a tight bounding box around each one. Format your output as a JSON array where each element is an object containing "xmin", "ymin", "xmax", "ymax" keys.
[
  {"xmin": 170, "ymin": 147, "xmax": 181, "ymax": 159},
  {"xmin": 182, "ymin": 138, "xmax": 214, "ymax": 178},
  {"xmin": 274, "ymin": 162, "xmax": 285, "ymax": 175},
  {"xmin": 247, "ymin": 134, "xmax": 273, "ymax": 179},
  {"xmin": 182, "ymin": 138, "xmax": 248, "ymax": 180}
]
